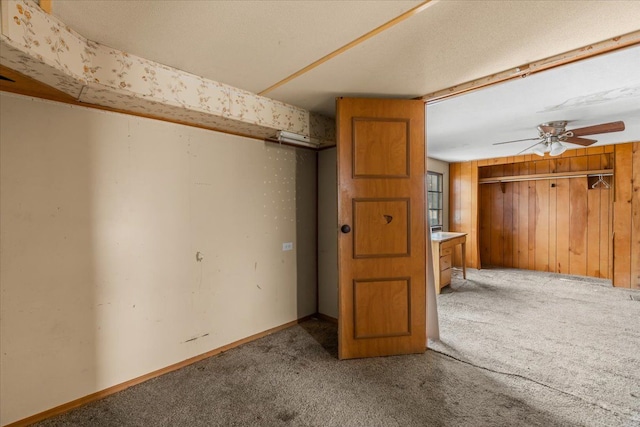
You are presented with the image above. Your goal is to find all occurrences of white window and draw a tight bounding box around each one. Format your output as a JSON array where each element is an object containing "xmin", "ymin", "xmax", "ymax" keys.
[{"xmin": 427, "ymin": 171, "xmax": 443, "ymax": 227}]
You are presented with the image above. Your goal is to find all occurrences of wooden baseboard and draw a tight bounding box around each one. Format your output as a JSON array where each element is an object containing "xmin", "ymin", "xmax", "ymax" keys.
[
  {"xmin": 5, "ymin": 315, "xmax": 314, "ymax": 427},
  {"xmin": 315, "ymin": 312, "xmax": 338, "ymax": 324}
]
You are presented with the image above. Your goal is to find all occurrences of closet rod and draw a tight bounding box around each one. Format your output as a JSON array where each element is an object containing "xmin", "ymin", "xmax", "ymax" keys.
[{"xmin": 478, "ymin": 169, "xmax": 613, "ymax": 184}]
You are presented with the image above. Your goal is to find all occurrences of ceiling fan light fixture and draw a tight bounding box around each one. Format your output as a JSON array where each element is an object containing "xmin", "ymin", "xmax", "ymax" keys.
[
  {"xmin": 550, "ymin": 141, "xmax": 567, "ymax": 156},
  {"xmin": 532, "ymin": 143, "xmax": 548, "ymax": 157},
  {"xmin": 495, "ymin": 120, "xmax": 624, "ymax": 156}
]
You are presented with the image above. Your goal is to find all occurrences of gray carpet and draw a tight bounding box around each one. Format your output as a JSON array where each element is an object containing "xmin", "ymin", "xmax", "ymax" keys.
[{"xmin": 34, "ymin": 268, "xmax": 640, "ymax": 427}]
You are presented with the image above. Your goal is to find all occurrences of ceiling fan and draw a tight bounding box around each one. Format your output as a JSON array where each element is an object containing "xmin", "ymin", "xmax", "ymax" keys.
[{"xmin": 493, "ymin": 120, "xmax": 626, "ymax": 156}]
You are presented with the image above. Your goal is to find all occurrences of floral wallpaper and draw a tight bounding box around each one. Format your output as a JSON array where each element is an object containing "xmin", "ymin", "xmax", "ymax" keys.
[
  {"xmin": 0, "ymin": 0, "xmax": 335, "ymax": 145},
  {"xmin": 310, "ymin": 112, "xmax": 336, "ymax": 146},
  {"xmin": 0, "ymin": 37, "xmax": 85, "ymax": 96}
]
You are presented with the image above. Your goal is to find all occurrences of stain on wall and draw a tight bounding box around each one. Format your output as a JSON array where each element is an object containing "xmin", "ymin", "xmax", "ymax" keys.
[{"xmin": 0, "ymin": 92, "xmax": 317, "ymax": 425}]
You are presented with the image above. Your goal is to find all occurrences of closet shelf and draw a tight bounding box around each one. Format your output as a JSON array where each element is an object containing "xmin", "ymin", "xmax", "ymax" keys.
[{"xmin": 478, "ymin": 169, "xmax": 613, "ymax": 184}]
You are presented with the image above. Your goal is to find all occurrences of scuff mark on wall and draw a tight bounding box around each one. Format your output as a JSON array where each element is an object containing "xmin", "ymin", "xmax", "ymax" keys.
[{"xmin": 182, "ymin": 333, "xmax": 210, "ymax": 344}]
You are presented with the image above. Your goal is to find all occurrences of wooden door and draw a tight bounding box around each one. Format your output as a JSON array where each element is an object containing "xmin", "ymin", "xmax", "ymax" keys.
[{"xmin": 337, "ymin": 97, "xmax": 426, "ymax": 360}]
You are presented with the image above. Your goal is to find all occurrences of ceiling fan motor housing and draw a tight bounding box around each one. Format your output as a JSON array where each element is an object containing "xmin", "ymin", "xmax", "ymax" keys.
[
  {"xmin": 492, "ymin": 120, "xmax": 623, "ymax": 152},
  {"xmin": 538, "ymin": 121, "xmax": 568, "ymax": 138}
]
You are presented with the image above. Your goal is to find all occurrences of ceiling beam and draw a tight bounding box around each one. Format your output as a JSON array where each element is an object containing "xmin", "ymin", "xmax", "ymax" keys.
[
  {"xmin": 0, "ymin": 64, "xmax": 263, "ymax": 141},
  {"xmin": 1, "ymin": 0, "xmax": 336, "ymax": 146},
  {"xmin": 0, "ymin": 64, "xmax": 75, "ymax": 102},
  {"xmin": 258, "ymin": 0, "xmax": 436, "ymax": 96},
  {"xmin": 421, "ymin": 30, "xmax": 640, "ymax": 104}
]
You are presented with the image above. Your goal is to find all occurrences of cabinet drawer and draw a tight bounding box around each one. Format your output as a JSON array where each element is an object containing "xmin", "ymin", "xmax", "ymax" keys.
[
  {"xmin": 440, "ymin": 268, "xmax": 451, "ymax": 287},
  {"xmin": 440, "ymin": 254, "xmax": 452, "ymax": 270},
  {"xmin": 440, "ymin": 246, "xmax": 453, "ymax": 256}
]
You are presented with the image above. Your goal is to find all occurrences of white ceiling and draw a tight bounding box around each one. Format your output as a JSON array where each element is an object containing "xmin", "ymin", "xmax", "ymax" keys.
[
  {"xmin": 50, "ymin": 0, "xmax": 640, "ymax": 162},
  {"xmin": 428, "ymin": 45, "xmax": 640, "ymax": 162},
  {"xmin": 51, "ymin": 0, "xmax": 422, "ymax": 94}
]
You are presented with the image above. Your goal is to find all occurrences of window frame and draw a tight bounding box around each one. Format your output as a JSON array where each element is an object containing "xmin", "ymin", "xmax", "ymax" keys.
[{"xmin": 427, "ymin": 171, "xmax": 443, "ymax": 228}]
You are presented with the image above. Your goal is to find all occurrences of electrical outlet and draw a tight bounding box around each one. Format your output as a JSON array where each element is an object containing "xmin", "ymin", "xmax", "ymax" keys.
[{"xmin": 282, "ymin": 242, "xmax": 293, "ymax": 251}]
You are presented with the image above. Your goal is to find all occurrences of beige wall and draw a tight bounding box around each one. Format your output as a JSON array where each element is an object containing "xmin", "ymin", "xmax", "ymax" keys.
[
  {"xmin": 317, "ymin": 148, "xmax": 338, "ymax": 319},
  {"xmin": 0, "ymin": 93, "xmax": 317, "ymax": 425},
  {"xmin": 427, "ymin": 157, "xmax": 450, "ymax": 231}
]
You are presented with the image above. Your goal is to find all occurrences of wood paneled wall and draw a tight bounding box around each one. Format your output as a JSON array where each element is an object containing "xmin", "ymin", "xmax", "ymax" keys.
[
  {"xmin": 478, "ymin": 152, "xmax": 613, "ymax": 278},
  {"xmin": 449, "ymin": 143, "xmax": 640, "ymax": 288},
  {"xmin": 450, "ymin": 161, "xmax": 480, "ymax": 268},
  {"xmin": 613, "ymin": 142, "xmax": 640, "ymax": 288}
]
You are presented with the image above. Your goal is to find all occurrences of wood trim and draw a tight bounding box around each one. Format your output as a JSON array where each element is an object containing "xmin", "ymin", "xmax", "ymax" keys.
[
  {"xmin": 258, "ymin": 1, "xmax": 436, "ymax": 96},
  {"xmin": 264, "ymin": 137, "xmax": 319, "ymax": 151},
  {"xmin": 1, "ymin": 66, "xmax": 320, "ymax": 148},
  {"xmin": 631, "ymin": 142, "xmax": 640, "ymax": 289},
  {"xmin": 0, "ymin": 77, "xmax": 266, "ymax": 145},
  {"xmin": 478, "ymin": 169, "xmax": 613, "ymax": 184},
  {"xmin": 421, "ymin": 30, "xmax": 640, "ymax": 103},
  {"xmin": 112, "ymin": 108, "xmax": 262, "ymax": 142},
  {"xmin": 315, "ymin": 153, "xmax": 320, "ymax": 314},
  {"xmin": 5, "ymin": 315, "xmax": 314, "ymax": 427},
  {"xmin": 0, "ymin": 65, "xmax": 76, "ymax": 104},
  {"xmin": 39, "ymin": 0, "xmax": 52, "ymax": 14},
  {"xmin": 470, "ymin": 161, "xmax": 480, "ymax": 269}
]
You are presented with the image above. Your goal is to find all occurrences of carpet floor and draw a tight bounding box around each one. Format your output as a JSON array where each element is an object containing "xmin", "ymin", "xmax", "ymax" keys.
[{"xmin": 35, "ymin": 268, "xmax": 640, "ymax": 426}]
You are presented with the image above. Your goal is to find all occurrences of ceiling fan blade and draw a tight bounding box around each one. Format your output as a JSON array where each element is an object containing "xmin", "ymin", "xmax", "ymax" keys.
[
  {"xmin": 538, "ymin": 125, "xmax": 556, "ymax": 134},
  {"xmin": 570, "ymin": 121, "xmax": 625, "ymax": 137},
  {"xmin": 492, "ymin": 137, "xmax": 541, "ymax": 146},
  {"xmin": 517, "ymin": 140, "xmax": 544, "ymax": 155},
  {"xmin": 564, "ymin": 136, "xmax": 597, "ymax": 146}
]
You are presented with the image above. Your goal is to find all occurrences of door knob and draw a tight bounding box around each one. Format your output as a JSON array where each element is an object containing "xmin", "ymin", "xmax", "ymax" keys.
[{"xmin": 341, "ymin": 224, "xmax": 351, "ymax": 234}]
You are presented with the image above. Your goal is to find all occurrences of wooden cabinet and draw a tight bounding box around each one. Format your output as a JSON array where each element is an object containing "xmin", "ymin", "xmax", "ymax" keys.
[{"xmin": 431, "ymin": 232, "xmax": 467, "ymax": 294}]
